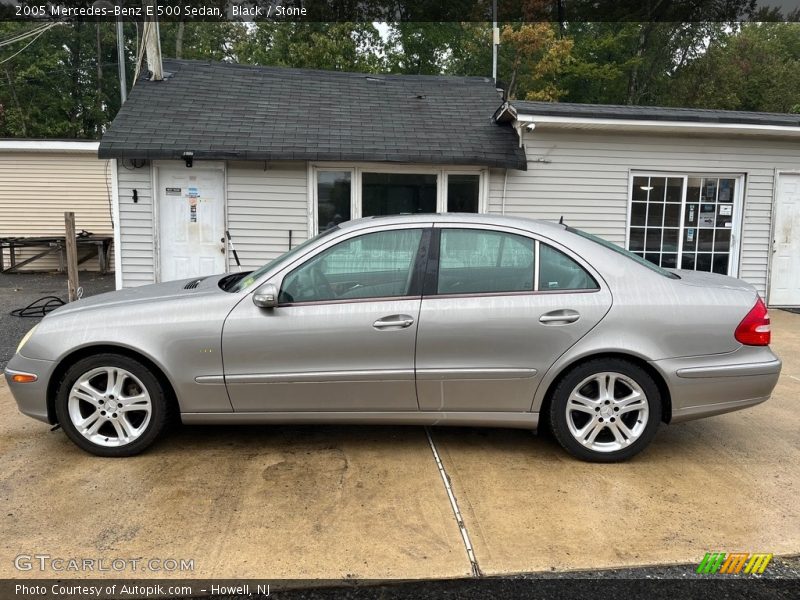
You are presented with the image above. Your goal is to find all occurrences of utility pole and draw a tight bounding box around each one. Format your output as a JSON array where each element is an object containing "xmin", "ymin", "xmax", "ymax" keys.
[
  {"xmin": 144, "ymin": 0, "xmax": 163, "ymax": 81},
  {"xmin": 64, "ymin": 212, "xmax": 79, "ymax": 302},
  {"xmin": 116, "ymin": 17, "xmax": 127, "ymax": 102},
  {"xmin": 492, "ymin": 0, "xmax": 499, "ymax": 84}
]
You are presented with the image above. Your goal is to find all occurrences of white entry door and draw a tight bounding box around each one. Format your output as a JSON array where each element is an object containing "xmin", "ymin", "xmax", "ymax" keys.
[
  {"xmin": 157, "ymin": 165, "xmax": 226, "ymax": 282},
  {"xmin": 770, "ymin": 174, "xmax": 800, "ymax": 306}
]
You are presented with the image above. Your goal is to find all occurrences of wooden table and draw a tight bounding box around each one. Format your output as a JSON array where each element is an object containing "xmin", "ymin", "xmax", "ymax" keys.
[{"xmin": 0, "ymin": 235, "xmax": 113, "ymax": 275}]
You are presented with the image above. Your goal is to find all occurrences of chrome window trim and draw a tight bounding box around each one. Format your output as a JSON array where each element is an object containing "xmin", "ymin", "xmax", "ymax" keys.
[{"xmin": 427, "ymin": 223, "xmax": 602, "ymax": 299}]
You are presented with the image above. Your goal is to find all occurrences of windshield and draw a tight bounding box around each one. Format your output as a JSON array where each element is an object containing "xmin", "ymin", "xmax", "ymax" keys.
[
  {"xmin": 567, "ymin": 226, "xmax": 680, "ymax": 279},
  {"xmin": 227, "ymin": 226, "xmax": 340, "ymax": 292}
]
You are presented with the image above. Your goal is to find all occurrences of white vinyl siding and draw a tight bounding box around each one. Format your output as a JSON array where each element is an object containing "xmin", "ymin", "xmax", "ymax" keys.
[
  {"xmin": 0, "ymin": 150, "xmax": 113, "ymax": 272},
  {"xmin": 117, "ymin": 162, "xmax": 154, "ymax": 287},
  {"xmin": 225, "ymin": 161, "xmax": 309, "ymax": 270},
  {"xmin": 492, "ymin": 130, "xmax": 800, "ymax": 297}
]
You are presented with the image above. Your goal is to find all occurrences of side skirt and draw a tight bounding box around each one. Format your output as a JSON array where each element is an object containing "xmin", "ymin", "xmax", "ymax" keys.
[{"xmin": 180, "ymin": 411, "xmax": 539, "ymax": 429}]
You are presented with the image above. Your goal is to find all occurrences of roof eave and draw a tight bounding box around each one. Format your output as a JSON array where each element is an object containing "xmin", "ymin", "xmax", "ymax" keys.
[
  {"xmin": 514, "ymin": 114, "xmax": 800, "ymax": 137},
  {"xmin": 98, "ymin": 145, "xmax": 528, "ymax": 170}
]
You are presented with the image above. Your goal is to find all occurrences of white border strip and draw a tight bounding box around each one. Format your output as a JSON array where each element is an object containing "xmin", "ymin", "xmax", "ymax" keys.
[
  {"xmin": 515, "ymin": 114, "xmax": 800, "ymax": 137},
  {"xmin": 425, "ymin": 427, "xmax": 481, "ymax": 577},
  {"xmin": 0, "ymin": 140, "xmax": 99, "ymax": 152},
  {"xmin": 109, "ymin": 159, "xmax": 122, "ymax": 290}
]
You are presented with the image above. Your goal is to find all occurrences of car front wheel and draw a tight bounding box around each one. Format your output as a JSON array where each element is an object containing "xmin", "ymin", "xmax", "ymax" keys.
[
  {"xmin": 55, "ymin": 354, "xmax": 168, "ymax": 457},
  {"xmin": 549, "ymin": 358, "xmax": 662, "ymax": 462}
]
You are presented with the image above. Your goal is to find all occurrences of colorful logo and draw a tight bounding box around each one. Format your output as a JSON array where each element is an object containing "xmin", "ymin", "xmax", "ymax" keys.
[{"xmin": 696, "ymin": 552, "xmax": 773, "ymax": 575}]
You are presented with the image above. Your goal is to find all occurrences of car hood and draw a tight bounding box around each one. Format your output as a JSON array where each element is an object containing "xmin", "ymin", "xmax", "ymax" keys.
[
  {"xmin": 48, "ymin": 274, "xmax": 229, "ymax": 317},
  {"xmin": 671, "ymin": 269, "xmax": 757, "ymax": 294}
]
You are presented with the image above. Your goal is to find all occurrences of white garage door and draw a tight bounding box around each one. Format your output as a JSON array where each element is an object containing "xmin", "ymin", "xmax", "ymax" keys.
[
  {"xmin": 157, "ymin": 165, "xmax": 226, "ymax": 282},
  {"xmin": 770, "ymin": 174, "xmax": 800, "ymax": 306}
]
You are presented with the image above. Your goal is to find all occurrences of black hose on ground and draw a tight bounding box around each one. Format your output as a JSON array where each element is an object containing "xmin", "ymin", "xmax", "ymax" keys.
[{"xmin": 10, "ymin": 296, "xmax": 65, "ymax": 318}]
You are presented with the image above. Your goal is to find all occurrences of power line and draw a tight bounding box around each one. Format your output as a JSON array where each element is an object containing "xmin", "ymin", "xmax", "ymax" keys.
[
  {"xmin": 0, "ymin": 23, "xmax": 56, "ymax": 65},
  {"xmin": 0, "ymin": 23, "xmax": 54, "ymax": 48}
]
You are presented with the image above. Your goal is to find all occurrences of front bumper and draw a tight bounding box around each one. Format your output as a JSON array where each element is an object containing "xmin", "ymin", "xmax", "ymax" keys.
[
  {"xmin": 3, "ymin": 353, "xmax": 57, "ymax": 424},
  {"xmin": 653, "ymin": 346, "xmax": 782, "ymax": 423}
]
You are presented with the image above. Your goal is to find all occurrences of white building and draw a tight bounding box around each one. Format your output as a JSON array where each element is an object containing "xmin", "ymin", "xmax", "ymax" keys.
[
  {"xmin": 100, "ymin": 59, "xmax": 800, "ymax": 306},
  {"xmin": 0, "ymin": 140, "xmax": 114, "ymax": 273}
]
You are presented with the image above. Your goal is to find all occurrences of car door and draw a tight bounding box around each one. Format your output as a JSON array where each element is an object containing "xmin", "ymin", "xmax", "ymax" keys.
[
  {"xmin": 222, "ymin": 225, "xmax": 428, "ymax": 412},
  {"xmin": 415, "ymin": 225, "xmax": 612, "ymax": 412}
]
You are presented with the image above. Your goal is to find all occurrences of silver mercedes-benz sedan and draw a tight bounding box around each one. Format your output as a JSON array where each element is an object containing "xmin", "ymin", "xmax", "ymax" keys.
[{"xmin": 5, "ymin": 214, "xmax": 781, "ymax": 461}]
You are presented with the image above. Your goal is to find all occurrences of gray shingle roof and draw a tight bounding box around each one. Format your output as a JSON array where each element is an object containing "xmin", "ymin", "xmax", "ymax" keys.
[
  {"xmin": 513, "ymin": 100, "xmax": 800, "ymax": 127},
  {"xmin": 98, "ymin": 59, "xmax": 527, "ymax": 170}
]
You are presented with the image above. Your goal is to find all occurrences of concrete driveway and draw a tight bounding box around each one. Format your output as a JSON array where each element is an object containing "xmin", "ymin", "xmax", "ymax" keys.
[{"xmin": 1, "ymin": 310, "xmax": 798, "ymax": 580}]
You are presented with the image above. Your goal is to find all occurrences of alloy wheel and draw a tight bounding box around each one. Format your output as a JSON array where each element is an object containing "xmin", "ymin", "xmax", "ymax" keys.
[
  {"xmin": 565, "ymin": 371, "xmax": 649, "ymax": 453},
  {"xmin": 67, "ymin": 367, "xmax": 152, "ymax": 448}
]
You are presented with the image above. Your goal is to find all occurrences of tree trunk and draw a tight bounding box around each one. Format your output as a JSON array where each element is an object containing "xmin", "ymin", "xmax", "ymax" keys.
[
  {"xmin": 4, "ymin": 67, "xmax": 27, "ymax": 137},
  {"xmin": 69, "ymin": 22, "xmax": 83, "ymax": 137},
  {"xmin": 176, "ymin": 20, "xmax": 185, "ymax": 58},
  {"xmin": 626, "ymin": 25, "xmax": 647, "ymax": 105}
]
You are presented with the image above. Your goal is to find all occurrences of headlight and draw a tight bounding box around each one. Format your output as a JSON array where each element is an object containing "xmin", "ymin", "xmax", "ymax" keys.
[{"xmin": 16, "ymin": 325, "xmax": 38, "ymax": 354}]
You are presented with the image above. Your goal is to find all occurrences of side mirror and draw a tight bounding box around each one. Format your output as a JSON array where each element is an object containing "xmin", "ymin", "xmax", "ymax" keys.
[{"xmin": 253, "ymin": 283, "xmax": 279, "ymax": 309}]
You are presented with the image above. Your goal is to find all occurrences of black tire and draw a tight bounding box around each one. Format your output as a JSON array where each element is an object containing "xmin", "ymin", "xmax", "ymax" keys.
[
  {"xmin": 548, "ymin": 358, "xmax": 662, "ymax": 462},
  {"xmin": 54, "ymin": 353, "xmax": 169, "ymax": 457}
]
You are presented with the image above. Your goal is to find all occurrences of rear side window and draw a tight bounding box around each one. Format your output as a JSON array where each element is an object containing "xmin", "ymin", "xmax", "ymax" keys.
[
  {"xmin": 438, "ymin": 229, "xmax": 535, "ymax": 294},
  {"xmin": 568, "ymin": 226, "xmax": 679, "ymax": 279},
  {"xmin": 538, "ymin": 244, "xmax": 598, "ymax": 291}
]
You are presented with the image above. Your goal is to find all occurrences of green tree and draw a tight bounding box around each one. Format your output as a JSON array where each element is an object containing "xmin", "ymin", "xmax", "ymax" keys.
[
  {"xmin": 235, "ymin": 22, "xmax": 385, "ymax": 72},
  {"xmin": 558, "ymin": 21, "xmax": 729, "ymax": 105},
  {"xmin": 159, "ymin": 21, "xmax": 246, "ymax": 62},
  {"xmin": 665, "ymin": 22, "xmax": 800, "ymax": 113},
  {"xmin": 0, "ymin": 21, "xmax": 134, "ymax": 138},
  {"xmin": 500, "ymin": 22, "xmax": 573, "ymax": 100}
]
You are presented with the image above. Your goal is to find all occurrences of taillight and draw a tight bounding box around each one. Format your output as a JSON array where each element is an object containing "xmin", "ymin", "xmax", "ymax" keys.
[{"xmin": 735, "ymin": 297, "xmax": 771, "ymax": 346}]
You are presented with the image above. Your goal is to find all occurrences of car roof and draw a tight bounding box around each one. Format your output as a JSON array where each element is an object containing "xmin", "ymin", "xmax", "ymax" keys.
[{"xmin": 338, "ymin": 213, "xmax": 568, "ymax": 235}]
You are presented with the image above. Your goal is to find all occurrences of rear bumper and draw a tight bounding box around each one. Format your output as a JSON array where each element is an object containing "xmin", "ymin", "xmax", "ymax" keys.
[
  {"xmin": 653, "ymin": 347, "xmax": 781, "ymax": 423},
  {"xmin": 4, "ymin": 353, "xmax": 56, "ymax": 424}
]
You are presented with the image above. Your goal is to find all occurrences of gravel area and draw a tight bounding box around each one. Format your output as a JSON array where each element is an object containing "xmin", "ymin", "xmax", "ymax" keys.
[{"xmin": 0, "ymin": 271, "xmax": 115, "ymax": 369}]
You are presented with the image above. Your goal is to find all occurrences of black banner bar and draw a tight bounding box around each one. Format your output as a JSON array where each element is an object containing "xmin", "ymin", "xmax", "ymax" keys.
[
  {"xmin": 1, "ymin": 0, "xmax": 800, "ymax": 23},
  {"xmin": 2, "ymin": 578, "xmax": 799, "ymax": 600}
]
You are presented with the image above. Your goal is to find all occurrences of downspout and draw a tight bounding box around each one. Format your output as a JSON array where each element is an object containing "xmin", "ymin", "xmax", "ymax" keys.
[{"xmin": 501, "ymin": 169, "xmax": 508, "ymax": 215}]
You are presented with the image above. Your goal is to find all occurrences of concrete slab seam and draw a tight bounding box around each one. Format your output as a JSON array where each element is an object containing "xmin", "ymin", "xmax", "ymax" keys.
[{"xmin": 425, "ymin": 427, "xmax": 482, "ymax": 577}]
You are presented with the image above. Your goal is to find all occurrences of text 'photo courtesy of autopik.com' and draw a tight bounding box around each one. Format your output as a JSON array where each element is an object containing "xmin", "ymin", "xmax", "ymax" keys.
[{"xmin": 1, "ymin": 0, "xmax": 800, "ymax": 599}]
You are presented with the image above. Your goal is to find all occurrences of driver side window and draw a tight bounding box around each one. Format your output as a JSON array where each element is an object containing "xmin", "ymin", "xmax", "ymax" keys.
[{"xmin": 279, "ymin": 229, "xmax": 423, "ymax": 303}]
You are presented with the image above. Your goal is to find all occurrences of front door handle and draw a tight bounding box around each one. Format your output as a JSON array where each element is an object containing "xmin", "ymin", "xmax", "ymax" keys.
[
  {"xmin": 539, "ymin": 310, "xmax": 580, "ymax": 324},
  {"xmin": 373, "ymin": 314, "xmax": 415, "ymax": 329}
]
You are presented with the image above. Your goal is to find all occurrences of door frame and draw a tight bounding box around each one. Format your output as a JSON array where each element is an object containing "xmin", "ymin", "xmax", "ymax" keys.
[
  {"xmin": 625, "ymin": 170, "xmax": 746, "ymax": 277},
  {"xmin": 152, "ymin": 160, "xmax": 228, "ymax": 283},
  {"xmin": 768, "ymin": 169, "xmax": 800, "ymax": 306}
]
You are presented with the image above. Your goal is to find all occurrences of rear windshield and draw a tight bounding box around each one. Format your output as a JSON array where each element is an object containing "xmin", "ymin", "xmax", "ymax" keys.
[{"xmin": 567, "ymin": 226, "xmax": 680, "ymax": 279}]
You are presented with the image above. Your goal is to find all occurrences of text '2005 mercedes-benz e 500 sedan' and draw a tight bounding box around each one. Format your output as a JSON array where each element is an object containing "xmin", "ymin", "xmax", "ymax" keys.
[{"xmin": 5, "ymin": 214, "xmax": 781, "ymax": 461}]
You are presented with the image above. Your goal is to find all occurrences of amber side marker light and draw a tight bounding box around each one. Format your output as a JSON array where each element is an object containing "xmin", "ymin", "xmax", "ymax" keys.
[{"xmin": 10, "ymin": 373, "xmax": 37, "ymax": 383}]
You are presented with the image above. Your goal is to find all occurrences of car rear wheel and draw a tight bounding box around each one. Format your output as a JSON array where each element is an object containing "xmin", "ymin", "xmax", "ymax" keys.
[
  {"xmin": 549, "ymin": 358, "xmax": 662, "ymax": 462},
  {"xmin": 55, "ymin": 354, "xmax": 168, "ymax": 457}
]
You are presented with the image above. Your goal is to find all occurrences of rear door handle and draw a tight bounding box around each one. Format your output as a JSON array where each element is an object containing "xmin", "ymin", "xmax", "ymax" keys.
[
  {"xmin": 373, "ymin": 314, "xmax": 415, "ymax": 329},
  {"xmin": 539, "ymin": 310, "xmax": 580, "ymax": 324}
]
